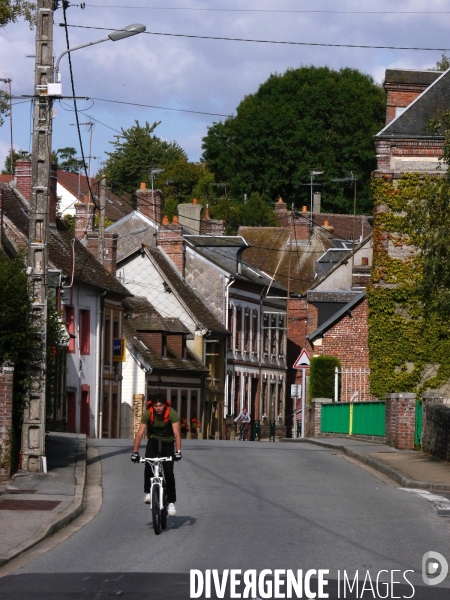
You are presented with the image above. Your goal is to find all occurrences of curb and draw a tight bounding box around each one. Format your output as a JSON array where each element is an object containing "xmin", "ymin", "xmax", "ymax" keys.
[
  {"xmin": 0, "ymin": 435, "xmax": 87, "ymax": 568},
  {"xmin": 281, "ymin": 437, "xmax": 450, "ymax": 493}
]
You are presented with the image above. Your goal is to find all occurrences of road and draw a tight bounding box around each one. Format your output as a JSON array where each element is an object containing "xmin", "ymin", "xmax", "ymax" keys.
[{"xmin": 1, "ymin": 439, "xmax": 450, "ymax": 599}]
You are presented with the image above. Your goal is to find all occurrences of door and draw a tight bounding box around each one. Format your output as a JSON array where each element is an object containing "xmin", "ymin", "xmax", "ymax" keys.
[
  {"xmin": 80, "ymin": 385, "xmax": 90, "ymax": 436},
  {"xmin": 67, "ymin": 392, "xmax": 76, "ymax": 433}
]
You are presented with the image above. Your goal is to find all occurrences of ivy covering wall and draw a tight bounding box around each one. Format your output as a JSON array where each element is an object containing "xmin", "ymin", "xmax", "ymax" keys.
[{"xmin": 369, "ymin": 174, "xmax": 450, "ymax": 398}]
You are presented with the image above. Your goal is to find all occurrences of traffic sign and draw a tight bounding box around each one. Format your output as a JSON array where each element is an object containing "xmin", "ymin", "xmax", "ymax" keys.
[{"xmin": 293, "ymin": 349, "xmax": 310, "ymax": 369}]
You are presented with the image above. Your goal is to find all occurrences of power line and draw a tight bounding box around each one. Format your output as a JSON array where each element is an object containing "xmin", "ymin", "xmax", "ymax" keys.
[
  {"xmin": 62, "ymin": 23, "xmax": 450, "ymax": 52},
  {"xmin": 83, "ymin": 5, "xmax": 450, "ymax": 15},
  {"xmin": 88, "ymin": 96, "xmax": 234, "ymax": 118}
]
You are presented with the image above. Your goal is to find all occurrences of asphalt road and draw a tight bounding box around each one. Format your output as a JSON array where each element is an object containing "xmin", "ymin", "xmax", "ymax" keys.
[{"xmin": 2, "ymin": 439, "xmax": 450, "ymax": 599}]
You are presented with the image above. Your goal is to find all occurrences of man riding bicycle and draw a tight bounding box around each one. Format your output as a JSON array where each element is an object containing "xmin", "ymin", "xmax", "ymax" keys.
[
  {"xmin": 234, "ymin": 407, "xmax": 251, "ymax": 441},
  {"xmin": 131, "ymin": 392, "xmax": 182, "ymax": 517}
]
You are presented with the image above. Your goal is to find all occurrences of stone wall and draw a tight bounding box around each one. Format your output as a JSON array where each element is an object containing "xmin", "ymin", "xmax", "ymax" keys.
[{"xmin": 422, "ymin": 394, "xmax": 450, "ymax": 460}]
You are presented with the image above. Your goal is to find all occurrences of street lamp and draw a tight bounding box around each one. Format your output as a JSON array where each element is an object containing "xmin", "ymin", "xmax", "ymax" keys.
[{"xmin": 53, "ymin": 23, "xmax": 146, "ymax": 88}]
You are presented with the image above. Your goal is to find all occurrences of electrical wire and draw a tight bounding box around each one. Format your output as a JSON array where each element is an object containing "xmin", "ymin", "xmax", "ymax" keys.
[
  {"xmin": 88, "ymin": 96, "xmax": 235, "ymax": 118},
  {"xmin": 82, "ymin": 5, "xmax": 450, "ymax": 15},
  {"xmin": 62, "ymin": 5, "xmax": 99, "ymax": 215},
  {"xmin": 62, "ymin": 23, "xmax": 450, "ymax": 52}
]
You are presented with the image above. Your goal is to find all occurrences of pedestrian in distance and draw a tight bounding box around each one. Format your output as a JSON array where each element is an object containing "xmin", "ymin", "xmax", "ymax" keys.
[
  {"xmin": 131, "ymin": 392, "xmax": 182, "ymax": 517},
  {"xmin": 234, "ymin": 407, "xmax": 251, "ymax": 441}
]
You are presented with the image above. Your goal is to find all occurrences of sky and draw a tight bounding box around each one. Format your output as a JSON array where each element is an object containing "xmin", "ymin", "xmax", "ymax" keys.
[{"xmin": 0, "ymin": 0, "xmax": 449, "ymax": 178}]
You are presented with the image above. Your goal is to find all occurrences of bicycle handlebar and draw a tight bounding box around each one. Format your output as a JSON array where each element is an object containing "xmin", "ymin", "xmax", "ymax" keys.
[{"xmin": 139, "ymin": 457, "xmax": 173, "ymax": 464}]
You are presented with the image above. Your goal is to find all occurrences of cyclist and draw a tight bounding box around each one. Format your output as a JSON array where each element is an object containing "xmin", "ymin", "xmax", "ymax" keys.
[
  {"xmin": 131, "ymin": 392, "xmax": 182, "ymax": 517},
  {"xmin": 234, "ymin": 407, "xmax": 251, "ymax": 441}
]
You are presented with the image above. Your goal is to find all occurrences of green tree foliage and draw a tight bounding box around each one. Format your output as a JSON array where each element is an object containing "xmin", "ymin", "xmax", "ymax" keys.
[
  {"xmin": 55, "ymin": 146, "xmax": 85, "ymax": 173},
  {"xmin": 433, "ymin": 53, "xmax": 450, "ymax": 71},
  {"xmin": 152, "ymin": 160, "xmax": 209, "ymax": 221},
  {"xmin": 0, "ymin": 253, "xmax": 40, "ymax": 472},
  {"xmin": 0, "ymin": 253, "xmax": 67, "ymax": 471},
  {"xmin": 0, "ymin": 90, "xmax": 9, "ymax": 129},
  {"xmin": 104, "ymin": 121, "xmax": 188, "ymax": 199},
  {"xmin": 212, "ymin": 192, "xmax": 278, "ymax": 235},
  {"xmin": 0, "ymin": 0, "xmax": 36, "ymax": 27},
  {"xmin": 202, "ymin": 66, "xmax": 386, "ymax": 214},
  {"xmin": 309, "ymin": 355, "xmax": 341, "ymax": 401}
]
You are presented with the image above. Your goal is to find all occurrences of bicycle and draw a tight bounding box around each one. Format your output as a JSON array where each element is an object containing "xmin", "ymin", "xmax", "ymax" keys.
[
  {"xmin": 140, "ymin": 455, "xmax": 172, "ymax": 535},
  {"xmin": 237, "ymin": 421, "xmax": 249, "ymax": 441}
]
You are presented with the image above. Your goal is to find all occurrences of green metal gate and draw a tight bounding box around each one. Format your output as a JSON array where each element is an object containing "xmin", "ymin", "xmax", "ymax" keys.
[
  {"xmin": 321, "ymin": 401, "xmax": 385, "ymax": 436},
  {"xmin": 321, "ymin": 403, "xmax": 351, "ymax": 434},
  {"xmin": 414, "ymin": 399, "xmax": 422, "ymax": 449}
]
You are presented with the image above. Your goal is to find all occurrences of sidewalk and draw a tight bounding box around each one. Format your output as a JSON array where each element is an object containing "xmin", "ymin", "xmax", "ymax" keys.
[
  {"xmin": 0, "ymin": 433, "xmax": 86, "ymax": 568},
  {"xmin": 282, "ymin": 436, "xmax": 450, "ymax": 492}
]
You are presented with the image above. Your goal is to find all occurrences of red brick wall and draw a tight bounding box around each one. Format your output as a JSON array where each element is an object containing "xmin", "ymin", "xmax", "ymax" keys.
[
  {"xmin": 385, "ymin": 393, "xmax": 416, "ymax": 450},
  {"xmin": 75, "ymin": 202, "xmax": 95, "ymax": 240},
  {"xmin": 139, "ymin": 332, "xmax": 162, "ymax": 355},
  {"xmin": 385, "ymin": 89, "xmax": 424, "ymax": 125},
  {"xmin": 311, "ymin": 298, "xmax": 369, "ymax": 371},
  {"xmin": 157, "ymin": 225, "xmax": 185, "ymax": 277},
  {"xmin": 135, "ymin": 188, "xmax": 163, "ymax": 225},
  {"xmin": 0, "ymin": 364, "xmax": 14, "ymax": 478},
  {"xmin": 14, "ymin": 159, "xmax": 32, "ymax": 202}
]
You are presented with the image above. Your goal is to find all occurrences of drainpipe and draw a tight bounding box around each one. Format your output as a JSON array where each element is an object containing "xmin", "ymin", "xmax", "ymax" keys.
[
  {"xmin": 97, "ymin": 289, "xmax": 108, "ymax": 439},
  {"xmin": 224, "ymin": 276, "xmax": 235, "ymax": 416}
]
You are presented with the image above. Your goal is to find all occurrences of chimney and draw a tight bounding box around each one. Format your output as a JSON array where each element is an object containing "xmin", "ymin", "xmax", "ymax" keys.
[
  {"xmin": 200, "ymin": 203, "xmax": 225, "ymax": 236},
  {"xmin": 274, "ymin": 197, "xmax": 288, "ymax": 224},
  {"xmin": 294, "ymin": 207, "xmax": 310, "ymax": 242},
  {"xmin": 85, "ymin": 231, "xmax": 118, "ymax": 274},
  {"xmin": 177, "ymin": 200, "xmax": 202, "ymax": 234},
  {"xmin": 49, "ymin": 162, "xmax": 57, "ymax": 228},
  {"xmin": 313, "ymin": 192, "xmax": 321, "ymax": 214},
  {"xmin": 135, "ymin": 182, "xmax": 163, "ymax": 224},
  {"xmin": 74, "ymin": 201, "xmax": 95, "ymax": 240},
  {"xmin": 14, "ymin": 158, "xmax": 32, "ymax": 201},
  {"xmin": 157, "ymin": 216, "xmax": 185, "ymax": 277},
  {"xmin": 321, "ymin": 220, "xmax": 334, "ymax": 240}
]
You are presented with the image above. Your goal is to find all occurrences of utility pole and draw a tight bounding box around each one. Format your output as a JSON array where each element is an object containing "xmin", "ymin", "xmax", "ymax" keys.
[{"xmin": 23, "ymin": 0, "xmax": 54, "ymax": 473}]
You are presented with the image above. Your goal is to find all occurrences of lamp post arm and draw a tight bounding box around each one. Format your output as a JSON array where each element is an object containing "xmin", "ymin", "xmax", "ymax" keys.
[{"xmin": 54, "ymin": 37, "xmax": 109, "ymax": 81}]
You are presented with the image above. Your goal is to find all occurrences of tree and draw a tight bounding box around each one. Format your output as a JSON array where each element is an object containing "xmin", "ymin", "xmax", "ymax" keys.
[
  {"xmin": 54, "ymin": 146, "xmax": 85, "ymax": 173},
  {"xmin": 0, "ymin": 90, "xmax": 9, "ymax": 129},
  {"xmin": 0, "ymin": 0, "xmax": 35, "ymax": 27},
  {"xmin": 2, "ymin": 149, "xmax": 30, "ymax": 174},
  {"xmin": 202, "ymin": 66, "xmax": 386, "ymax": 214},
  {"xmin": 433, "ymin": 53, "xmax": 450, "ymax": 71},
  {"xmin": 212, "ymin": 192, "xmax": 278, "ymax": 235},
  {"xmin": 104, "ymin": 121, "xmax": 188, "ymax": 199}
]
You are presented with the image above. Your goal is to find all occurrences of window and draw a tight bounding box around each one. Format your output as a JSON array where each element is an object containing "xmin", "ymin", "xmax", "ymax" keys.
[
  {"xmin": 228, "ymin": 305, "xmax": 234, "ymax": 349},
  {"xmin": 104, "ymin": 318, "xmax": 111, "ymax": 365},
  {"xmin": 65, "ymin": 306, "xmax": 75, "ymax": 353},
  {"xmin": 235, "ymin": 306, "xmax": 242, "ymax": 351},
  {"xmin": 252, "ymin": 311, "xmax": 258, "ymax": 354},
  {"xmin": 263, "ymin": 315, "xmax": 269, "ymax": 354},
  {"xmin": 244, "ymin": 309, "xmax": 250, "ymax": 351},
  {"xmin": 271, "ymin": 315, "xmax": 277, "ymax": 355},
  {"xmin": 79, "ymin": 309, "xmax": 90, "ymax": 355}
]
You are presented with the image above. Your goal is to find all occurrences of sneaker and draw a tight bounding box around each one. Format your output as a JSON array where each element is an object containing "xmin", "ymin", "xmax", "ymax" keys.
[
  {"xmin": 143, "ymin": 493, "xmax": 151, "ymax": 504},
  {"xmin": 167, "ymin": 503, "xmax": 176, "ymax": 517}
]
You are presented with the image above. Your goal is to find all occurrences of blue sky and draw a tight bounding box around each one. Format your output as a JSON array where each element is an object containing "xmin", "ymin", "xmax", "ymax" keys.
[{"xmin": 0, "ymin": 0, "xmax": 449, "ymax": 176}]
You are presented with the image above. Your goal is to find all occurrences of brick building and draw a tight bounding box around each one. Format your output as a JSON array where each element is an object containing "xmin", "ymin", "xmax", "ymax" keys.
[{"xmin": 374, "ymin": 68, "xmax": 448, "ymax": 179}]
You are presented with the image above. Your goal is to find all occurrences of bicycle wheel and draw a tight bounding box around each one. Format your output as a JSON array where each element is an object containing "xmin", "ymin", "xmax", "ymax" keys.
[
  {"xmin": 161, "ymin": 484, "xmax": 167, "ymax": 530},
  {"xmin": 152, "ymin": 484, "xmax": 162, "ymax": 535}
]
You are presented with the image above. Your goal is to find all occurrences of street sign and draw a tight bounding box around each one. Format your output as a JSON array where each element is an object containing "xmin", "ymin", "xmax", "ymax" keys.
[
  {"xmin": 293, "ymin": 349, "xmax": 310, "ymax": 369},
  {"xmin": 291, "ymin": 384, "xmax": 301, "ymax": 398},
  {"xmin": 113, "ymin": 338, "xmax": 126, "ymax": 362}
]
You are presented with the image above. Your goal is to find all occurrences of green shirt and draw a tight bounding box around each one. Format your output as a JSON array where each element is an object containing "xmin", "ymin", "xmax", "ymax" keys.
[{"xmin": 141, "ymin": 407, "xmax": 180, "ymax": 442}]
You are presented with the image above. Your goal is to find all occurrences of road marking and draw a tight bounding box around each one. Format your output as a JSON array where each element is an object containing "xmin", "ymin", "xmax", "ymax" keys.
[{"xmin": 400, "ymin": 488, "xmax": 450, "ymax": 516}]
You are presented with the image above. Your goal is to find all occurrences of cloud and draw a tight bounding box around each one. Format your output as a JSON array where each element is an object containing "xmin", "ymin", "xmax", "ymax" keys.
[{"xmin": 0, "ymin": 0, "xmax": 449, "ymax": 163}]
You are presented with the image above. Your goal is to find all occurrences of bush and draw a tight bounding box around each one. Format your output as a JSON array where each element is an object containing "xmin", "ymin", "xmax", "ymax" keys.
[{"xmin": 309, "ymin": 355, "xmax": 341, "ymax": 401}]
